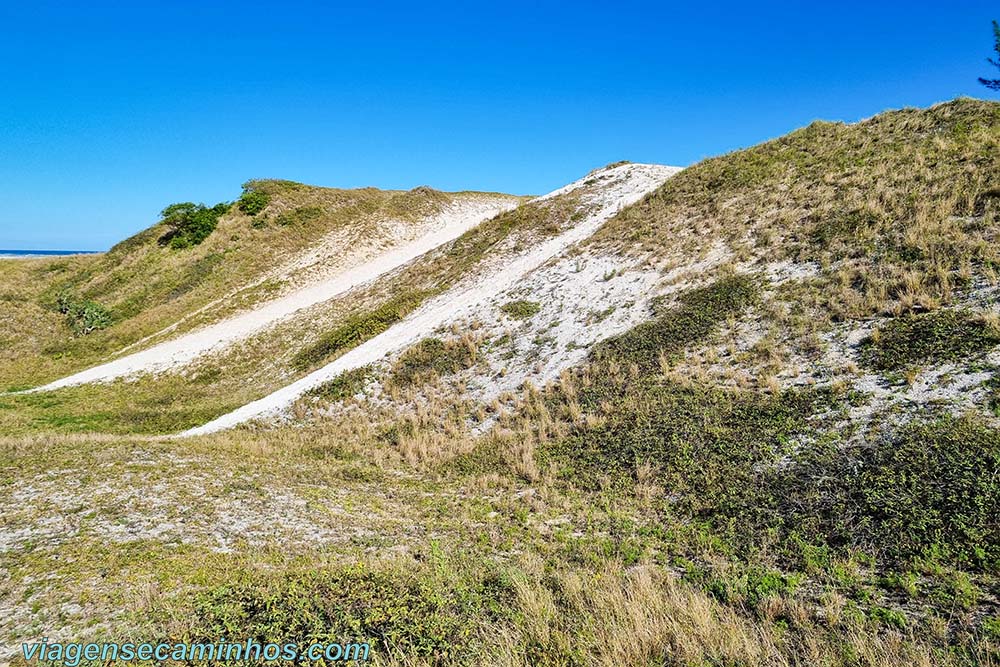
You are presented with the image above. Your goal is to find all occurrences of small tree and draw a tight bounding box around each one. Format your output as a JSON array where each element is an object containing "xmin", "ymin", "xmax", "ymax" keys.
[
  {"xmin": 159, "ymin": 201, "xmax": 230, "ymax": 249},
  {"xmin": 981, "ymin": 20, "xmax": 1000, "ymax": 90},
  {"xmin": 237, "ymin": 188, "xmax": 270, "ymax": 216}
]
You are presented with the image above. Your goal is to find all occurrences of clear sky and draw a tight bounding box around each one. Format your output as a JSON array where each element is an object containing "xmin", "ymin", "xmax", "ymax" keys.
[{"xmin": 1, "ymin": 1, "xmax": 998, "ymax": 250}]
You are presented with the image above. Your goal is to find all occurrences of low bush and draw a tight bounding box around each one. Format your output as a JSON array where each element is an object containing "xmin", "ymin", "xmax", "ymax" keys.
[
  {"xmin": 500, "ymin": 300, "xmax": 541, "ymax": 320},
  {"xmin": 56, "ymin": 291, "xmax": 112, "ymax": 335},
  {"xmin": 237, "ymin": 186, "xmax": 270, "ymax": 216},
  {"xmin": 185, "ymin": 563, "xmax": 514, "ymax": 661},
  {"xmin": 594, "ymin": 273, "xmax": 758, "ymax": 369},
  {"xmin": 292, "ymin": 290, "xmax": 435, "ymax": 371},
  {"xmin": 860, "ymin": 309, "xmax": 1000, "ymax": 370},
  {"xmin": 307, "ymin": 366, "xmax": 373, "ymax": 401},
  {"xmin": 158, "ymin": 201, "xmax": 230, "ymax": 249},
  {"xmin": 848, "ymin": 416, "xmax": 999, "ymax": 567},
  {"xmin": 391, "ymin": 337, "xmax": 476, "ymax": 386}
]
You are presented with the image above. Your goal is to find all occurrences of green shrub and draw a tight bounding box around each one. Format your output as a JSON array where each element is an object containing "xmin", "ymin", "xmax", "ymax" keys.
[
  {"xmin": 743, "ymin": 567, "xmax": 799, "ymax": 607},
  {"xmin": 848, "ymin": 416, "xmax": 1000, "ymax": 567},
  {"xmin": 237, "ymin": 187, "xmax": 270, "ymax": 216},
  {"xmin": 500, "ymin": 299, "xmax": 541, "ymax": 320},
  {"xmin": 870, "ymin": 606, "xmax": 908, "ymax": 630},
  {"xmin": 860, "ymin": 309, "xmax": 1000, "ymax": 370},
  {"xmin": 987, "ymin": 374, "xmax": 1000, "ymax": 416},
  {"xmin": 158, "ymin": 201, "xmax": 230, "ymax": 249},
  {"xmin": 594, "ymin": 274, "xmax": 758, "ymax": 369},
  {"xmin": 185, "ymin": 564, "xmax": 514, "ymax": 661},
  {"xmin": 307, "ymin": 366, "xmax": 373, "ymax": 401},
  {"xmin": 274, "ymin": 205, "xmax": 322, "ymax": 226},
  {"xmin": 56, "ymin": 291, "xmax": 112, "ymax": 335},
  {"xmin": 551, "ymin": 379, "xmax": 832, "ymax": 516},
  {"xmin": 293, "ymin": 290, "xmax": 435, "ymax": 371},
  {"xmin": 391, "ymin": 337, "xmax": 476, "ymax": 386}
]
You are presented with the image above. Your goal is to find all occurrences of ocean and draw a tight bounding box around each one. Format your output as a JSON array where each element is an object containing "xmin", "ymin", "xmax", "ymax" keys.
[{"xmin": 0, "ymin": 249, "xmax": 102, "ymax": 258}]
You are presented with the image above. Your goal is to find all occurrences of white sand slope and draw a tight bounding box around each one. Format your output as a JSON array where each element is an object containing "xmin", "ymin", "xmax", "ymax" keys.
[
  {"xmin": 26, "ymin": 196, "xmax": 518, "ymax": 393},
  {"xmin": 180, "ymin": 163, "xmax": 681, "ymax": 436}
]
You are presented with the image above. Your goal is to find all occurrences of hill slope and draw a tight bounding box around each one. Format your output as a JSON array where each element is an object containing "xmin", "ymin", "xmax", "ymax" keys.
[
  {"xmin": 0, "ymin": 181, "xmax": 521, "ymax": 390},
  {"xmin": 1, "ymin": 100, "xmax": 999, "ymax": 666}
]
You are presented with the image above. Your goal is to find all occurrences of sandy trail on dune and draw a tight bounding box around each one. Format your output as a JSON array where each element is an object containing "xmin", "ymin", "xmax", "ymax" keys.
[
  {"xmin": 28, "ymin": 197, "xmax": 518, "ymax": 393},
  {"xmin": 180, "ymin": 164, "xmax": 681, "ymax": 436}
]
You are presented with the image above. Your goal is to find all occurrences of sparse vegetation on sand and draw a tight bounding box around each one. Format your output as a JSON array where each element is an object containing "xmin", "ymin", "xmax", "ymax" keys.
[
  {"xmin": 500, "ymin": 299, "xmax": 541, "ymax": 320},
  {"xmin": 2, "ymin": 101, "xmax": 1000, "ymax": 665}
]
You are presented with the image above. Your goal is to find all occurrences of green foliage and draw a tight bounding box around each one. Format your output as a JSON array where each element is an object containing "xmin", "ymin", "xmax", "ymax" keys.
[
  {"xmin": 743, "ymin": 568, "xmax": 800, "ymax": 607},
  {"xmin": 500, "ymin": 299, "xmax": 541, "ymax": 320},
  {"xmin": 987, "ymin": 374, "xmax": 1000, "ymax": 416},
  {"xmin": 849, "ymin": 416, "xmax": 999, "ymax": 567},
  {"xmin": 595, "ymin": 274, "xmax": 758, "ymax": 369},
  {"xmin": 391, "ymin": 337, "xmax": 476, "ymax": 386},
  {"xmin": 237, "ymin": 188, "xmax": 271, "ymax": 216},
  {"xmin": 186, "ymin": 563, "xmax": 514, "ymax": 660},
  {"xmin": 274, "ymin": 205, "xmax": 322, "ymax": 227},
  {"xmin": 552, "ymin": 379, "xmax": 833, "ymax": 518},
  {"xmin": 292, "ymin": 290, "xmax": 435, "ymax": 371},
  {"xmin": 159, "ymin": 201, "xmax": 230, "ymax": 249},
  {"xmin": 860, "ymin": 309, "xmax": 1000, "ymax": 370},
  {"xmin": 984, "ymin": 615, "xmax": 1000, "ymax": 640},
  {"xmin": 56, "ymin": 291, "xmax": 112, "ymax": 336},
  {"xmin": 307, "ymin": 366, "xmax": 373, "ymax": 401},
  {"xmin": 870, "ymin": 606, "xmax": 908, "ymax": 630}
]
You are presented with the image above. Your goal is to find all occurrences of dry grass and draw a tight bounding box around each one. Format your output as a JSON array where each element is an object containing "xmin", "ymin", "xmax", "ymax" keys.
[
  {"xmin": 0, "ymin": 183, "xmax": 519, "ymax": 389},
  {"xmin": 3, "ymin": 101, "xmax": 1000, "ymax": 665},
  {"xmin": 593, "ymin": 99, "xmax": 1000, "ymax": 320}
]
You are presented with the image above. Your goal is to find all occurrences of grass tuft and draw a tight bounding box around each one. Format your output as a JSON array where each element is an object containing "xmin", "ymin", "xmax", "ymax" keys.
[{"xmin": 860, "ymin": 309, "xmax": 1000, "ymax": 370}]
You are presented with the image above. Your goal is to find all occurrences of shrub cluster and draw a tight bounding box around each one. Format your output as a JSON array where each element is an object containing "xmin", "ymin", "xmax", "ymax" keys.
[
  {"xmin": 56, "ymin": 292, "xmax": 112, "ymax": 335},
  {"xmin": 860, "ymin": 309, "xmax": 1000, "ymax": 370},
  {"xmin": 186, "ymin": 563, "xmax": 514, "ymax": 661},
  {"xmin": 595, "ymin": 273, "xmax": 758, "ymax": 369},
  {"xmin": 237, "ymin": 187, "xmax": 270, "ymax": 216},
  {"xmin": 307, "ymin": 366, "xmax": 373, "ymax": 401},
  {"xmin": 500, "ymin": 299, "xmax": 541, "ymax": 320},
  {"xmin": 391, "ymin": 337, "xmax": 476, "ymax": 386},
  {"xmin": 158, "ymin": 202, "xmax": 230, "ymax": 249},
  {"xmin": 292, "ymin": 290, "xmax": 435, "ymax": 371}
]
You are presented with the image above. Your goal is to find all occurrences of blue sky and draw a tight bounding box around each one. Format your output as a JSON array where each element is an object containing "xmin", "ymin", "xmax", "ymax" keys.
[{"xmin": 1, "ymin": 1, "xmax": 998, "ymax": 250}]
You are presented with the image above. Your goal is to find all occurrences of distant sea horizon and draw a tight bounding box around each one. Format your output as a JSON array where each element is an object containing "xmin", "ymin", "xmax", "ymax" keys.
[{"xmin": 0, "ymin": 249, "xmax": 103, "ymax": 258}]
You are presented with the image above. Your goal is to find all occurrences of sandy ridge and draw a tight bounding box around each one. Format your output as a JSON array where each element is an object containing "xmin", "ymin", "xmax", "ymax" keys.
[
  {"xmin": 180, "ymin": 163, "xmax": 681, "ymax": 436},
  {"xmin": 26, "ymin": 196, "xmax": 518, "ymax": 392}
]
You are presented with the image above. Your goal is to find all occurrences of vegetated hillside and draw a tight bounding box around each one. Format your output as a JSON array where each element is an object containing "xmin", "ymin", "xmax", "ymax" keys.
[
  {"xmin": 277, "ymin": 99, "xmax": 999, "ymax": 663},
  {"xmin": 0, "ymin": 165, "xmax": 643, "ymax": 436},
  {"xmin": 1, "ymin": 101, "xmax": 999, "ymax": 666},
  {"xmin": 0, "ymin": 181, "xmax": 520, "ymax": 389}
]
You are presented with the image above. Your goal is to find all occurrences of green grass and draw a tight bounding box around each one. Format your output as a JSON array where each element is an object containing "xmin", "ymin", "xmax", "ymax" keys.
[
  {"xmin": 292, "ymin": 290, "xmax": 437, "ymax": 371},
  {"xmin": 499, "ymin": 300, "xmax": 541, "ymax": 320},
  {"xmin": 0, "ymin": 378, "xmax": 248, "ymax": 435},
  {"xmin": 391, "ymin": 337, "xmax": 477, "ymax": 387},
  {"xmin": 306, "ymin": 365, "xmax": 373, "ymax": 401},
  {"xmin": 593, "ymin": 98, "xmax": 1000, "ymax": 319},
  {"xmin": 859, "ymin": 309, "xmax": 1000, "ymax": 370},
  {"xmin": 183, "ymin": 560, "xmax": 515, "ymax": 662},
  {"xmin": 594, "ymin": 273, "xmax": 759, "ymax": 369}
]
